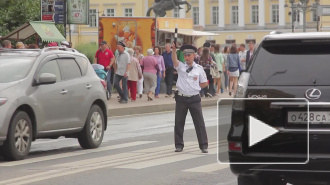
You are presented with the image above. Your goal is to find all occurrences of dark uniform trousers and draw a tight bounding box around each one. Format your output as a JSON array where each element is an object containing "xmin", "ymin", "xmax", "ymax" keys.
[{"xmin": 174, "ymin": 94, "xmax": 208, "ymax": 150}]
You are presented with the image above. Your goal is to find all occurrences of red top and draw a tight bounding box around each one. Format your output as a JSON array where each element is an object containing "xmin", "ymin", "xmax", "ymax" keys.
[{"xmin": 95, "ymin": 49, "xmax": 114, "ymax": 68}]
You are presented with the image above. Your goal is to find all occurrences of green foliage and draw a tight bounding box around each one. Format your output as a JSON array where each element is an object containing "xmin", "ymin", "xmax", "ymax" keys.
[
  {"xmin": 0, "ymin": 0, "xmax": 65, "ymax": 45},
  {"xmin": 0, "ymin": 0, "xmax": 40, "ymax": 37},
  {"xmin": 75, "ymin": 43, "xmax": 98, "ymax": 63}
]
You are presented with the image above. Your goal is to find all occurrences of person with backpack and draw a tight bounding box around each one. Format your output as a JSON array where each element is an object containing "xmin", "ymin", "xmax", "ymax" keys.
[{"xmin": 94, "ymin": 41, "xmax": 115, "ymax": 99}]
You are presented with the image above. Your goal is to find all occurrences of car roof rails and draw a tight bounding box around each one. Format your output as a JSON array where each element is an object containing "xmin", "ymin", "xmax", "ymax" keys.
[
  {"xmin": 39, "ymin": 47, "xmax": 78, "ymax": 54},
  {"xmin": 0, "ymin": 48, "xmax": 40, "ymax": 56},
  {"xmin": 269, "ymin": 31, "xmax": 283, "ymax": 35}
]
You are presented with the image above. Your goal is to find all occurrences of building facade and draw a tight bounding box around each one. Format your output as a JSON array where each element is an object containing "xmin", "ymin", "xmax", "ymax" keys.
[{"xmin": 70, "ymin": 0, "xmax": 330, "ymax": 48}]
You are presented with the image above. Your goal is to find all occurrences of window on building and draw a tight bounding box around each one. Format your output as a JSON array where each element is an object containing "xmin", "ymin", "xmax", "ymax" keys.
[
  {"xmin": 193, "ymin": 7, "xmax": 199, "ymax": 25},
  {"xmin": 245, "ymin": 39, "xmax": 256, "ymax": 45},
  {"xmin": 89, "ymin": 9, "xmax": 97, "ymax": 27},
  {"xmin": 212, "ymin": 6, "xmax": 219, "ymax": 25},
  {"xmin": 106, "ymin": 9, "xmax": 115, "ymax": 17},
  {"xmin": 293, "ymin": 10, "xmax": 300, "ymax": 22},
  {"xmin": 251, "ymin": 5, "xmax": 259, "ymax": 24},
  {"xmin": 231, "ymin": 6, "xmax": 238, "ymax": 24},
  {"xmin": 271, "ymin": 5, "xmax": 279, "ymax": 23},
  {"xmin": 124, "ymin": 8, "xmax": 133, "ymax": 17},
  {"xmin": 173, "ymin": 7, "xmax": 179, "ymax": 18},
  {"xmin": 226, "ymin": 40, "xmax": 236, "ymax": 44},
  {"xmin": 313, "ymin": 10, "xmax": 318, "ymax": 22}
]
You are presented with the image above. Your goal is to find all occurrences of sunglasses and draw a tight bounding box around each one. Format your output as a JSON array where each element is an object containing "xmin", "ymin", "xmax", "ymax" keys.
[{"xmin": 186, "ymin": 66, "xmax": 193, "ymax": 73}]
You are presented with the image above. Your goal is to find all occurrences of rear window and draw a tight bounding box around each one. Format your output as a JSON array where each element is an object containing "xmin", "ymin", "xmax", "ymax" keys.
[
  {"xmin": 58, "ymin": 59, "xmax": 82, "ymax": 80},
  {"xmin": 249, "ymin": 40, "xmax": 330, "ymax": 86},
  {"xmin": 0, "ymin": 56, "xmax": 35, "ymax": 83},
  {"xmin": 76, "ymin": 56, "xmax": 89, "ymax": 75}
]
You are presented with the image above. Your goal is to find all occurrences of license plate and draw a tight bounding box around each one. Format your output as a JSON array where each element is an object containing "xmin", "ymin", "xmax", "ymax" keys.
[{"xmin": 288, "ymin": 111, "xmax": 330, "ymax": 124}]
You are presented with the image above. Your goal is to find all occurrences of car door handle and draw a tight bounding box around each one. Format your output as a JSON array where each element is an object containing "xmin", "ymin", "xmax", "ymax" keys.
[
  {"xmin": 86, "ymin": 84, "xmax": 92, "ymax": 89},
  {"xmin": 60, "ymin": 90, "xmax": 68, "ymax": 95}
]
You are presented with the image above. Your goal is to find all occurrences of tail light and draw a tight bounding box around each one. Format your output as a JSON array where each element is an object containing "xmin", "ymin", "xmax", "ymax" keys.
[
  {"xmin": 228, "ymin": 141, "xmax": 242, "ymax": 152},
  {"xmin": 0, "ymin": 98, "xmax": 7, "ymax": 106},
  {"xmin": 100, "ymin": 79, "xmax": 107, "ymax": 90},
  {"xmin": 232, "ymin": 72, "xmax": 250, "ymax": 111}
]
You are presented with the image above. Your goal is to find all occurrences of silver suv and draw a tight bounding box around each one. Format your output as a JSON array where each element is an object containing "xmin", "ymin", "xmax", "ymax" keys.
[{"xmin": 0, "ymin": 48, "xmax": 108, "ymax": 161}]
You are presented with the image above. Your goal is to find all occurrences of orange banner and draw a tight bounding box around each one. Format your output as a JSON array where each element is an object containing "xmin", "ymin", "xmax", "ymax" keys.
[{"xmin": 99, "ymin": 17, "xmax": 156, "ymax": 56}]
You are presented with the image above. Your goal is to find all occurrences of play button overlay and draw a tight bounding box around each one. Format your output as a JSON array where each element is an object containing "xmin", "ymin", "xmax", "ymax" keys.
[
  {"xmin": 249, "ymin": 116, "xmax": 279, "ymax": 147},
  {"xmin": 217, "ymin": 98, "xmax": 309, "ymax": 164}
]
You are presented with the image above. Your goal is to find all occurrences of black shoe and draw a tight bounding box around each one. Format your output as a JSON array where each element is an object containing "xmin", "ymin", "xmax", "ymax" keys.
[
  {"xmin": 229, "ymin": 92, "xmax": 232, "ymax": 96},
  {"xmin": 119, "ymin": 100, "xmax": 128, "ymax": 104},
  {"xmin": 201, "ymin": 149, "xmax": 208, "ymax": 153},
  {"xmin": 175, "ymin": 148, "xmax": 183, "ymax": 152},
  {"xmin": 206, "ymin": 93, "xmax": 213, "ymax": 98},
  {"xmin": 139, "ymin": 94, "xmax": 142, "ymax": 98}
]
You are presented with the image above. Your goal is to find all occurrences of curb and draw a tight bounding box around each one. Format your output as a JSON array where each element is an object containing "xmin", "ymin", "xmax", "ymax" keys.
[{"xmin": 107, "ymin": 99, "xmax": 233, "ymax": 117}]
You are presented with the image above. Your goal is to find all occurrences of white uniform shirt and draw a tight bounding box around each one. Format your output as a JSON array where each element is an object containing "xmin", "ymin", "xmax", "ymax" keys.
[{"xmin": 175, "ymin": 62, "xmax": 207, "ymax": 96}]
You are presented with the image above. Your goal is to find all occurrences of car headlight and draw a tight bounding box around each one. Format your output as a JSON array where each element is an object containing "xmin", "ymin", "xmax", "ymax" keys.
[{"xmin": 0, "ymin": 98, "xmax": 8, "ymax": 106}]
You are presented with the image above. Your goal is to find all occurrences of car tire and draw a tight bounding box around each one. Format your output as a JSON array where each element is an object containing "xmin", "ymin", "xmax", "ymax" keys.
[
  {"xmin": 3, "ymin": 111, "xmax": 32, "ymax": 161},
  {"xmin": 238, "ymin": 175, "xmax": 286, "ymax": 185},
  {"xmin": 78, "ymin": 105, "xmax": 104, "ymax": 149}
]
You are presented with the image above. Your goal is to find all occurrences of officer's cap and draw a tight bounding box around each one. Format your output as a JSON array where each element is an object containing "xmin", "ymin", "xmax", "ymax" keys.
[
  {"xmin": 180, "ymin": 44, "xmax": 197, "ymax": 55},
  {"xmin": 117, "ymin": 41, "xmax": 126, "ymax": 47}
]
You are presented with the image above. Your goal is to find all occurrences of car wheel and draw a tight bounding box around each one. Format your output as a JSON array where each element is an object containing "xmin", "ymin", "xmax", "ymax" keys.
[
  {"xmin": 3, "ymin": 111, "xmax": 32, "ymax": 161},
  {"xmin": 238, "ymin": 175, "xmax": 285, "ymax": 185},
  {"xmin": 78, "ymin": 105, "xmax": 104, "ymax": 149},
  {"xmin": 0, "ymin": 146, "xmax": 3, "ymax": 156}
]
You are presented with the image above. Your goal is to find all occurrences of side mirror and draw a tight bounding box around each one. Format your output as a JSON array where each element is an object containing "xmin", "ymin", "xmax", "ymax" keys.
[{"xmin": 36, "ymin": 73, "xmax": 57, "ymax": 85}]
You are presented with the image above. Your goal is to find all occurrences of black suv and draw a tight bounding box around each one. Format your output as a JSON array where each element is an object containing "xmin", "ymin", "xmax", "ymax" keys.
[{"xmin": 228, "ymin": 32, "xmax": 330, "ymax": 185}]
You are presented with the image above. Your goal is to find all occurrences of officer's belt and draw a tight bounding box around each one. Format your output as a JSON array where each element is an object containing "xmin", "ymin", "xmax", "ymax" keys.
[{"xmin": 177, "ymin": 92, "xmax": 199, "ymax": 97}]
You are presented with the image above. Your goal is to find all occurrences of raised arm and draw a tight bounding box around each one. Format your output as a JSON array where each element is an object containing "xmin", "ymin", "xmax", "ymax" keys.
[{"xmin": 171, "ymin": 43, "xmax": 180, "ymax": 68}]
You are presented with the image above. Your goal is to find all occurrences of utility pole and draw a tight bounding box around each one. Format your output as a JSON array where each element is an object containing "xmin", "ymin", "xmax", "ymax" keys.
[{"xmin": 64, "ymin": 0, "xmax": 67, "ymax": 38}]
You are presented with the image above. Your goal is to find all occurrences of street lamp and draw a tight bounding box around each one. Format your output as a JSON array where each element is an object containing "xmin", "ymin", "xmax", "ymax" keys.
[{"xmin": 284, "ymin": 0, "xmax": 320, "ymax": 32}]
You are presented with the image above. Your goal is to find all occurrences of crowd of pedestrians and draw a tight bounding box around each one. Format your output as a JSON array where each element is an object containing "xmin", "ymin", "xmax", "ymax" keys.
[
  {"xmin": 1, "ymin": 38, "xmax": 256, "ymax": 104},
  {"xmin": 0, "ymin": 40, "xmax": 72, "ymax": 49},
  {"xmin": 92, "ymin": 40, "xmax": 256, "ymax": 104}
]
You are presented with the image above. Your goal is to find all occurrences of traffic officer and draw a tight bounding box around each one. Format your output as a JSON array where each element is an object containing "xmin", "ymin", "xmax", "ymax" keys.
[{"xmin": 171, "ymin": 43, "xmax": 209, "ymax": 153}]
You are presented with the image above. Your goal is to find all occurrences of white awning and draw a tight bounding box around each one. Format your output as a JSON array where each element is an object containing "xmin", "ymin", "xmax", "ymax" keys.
[{"xmin": 159, "ymin": 29, "xmax": 219, "ymax": 36}]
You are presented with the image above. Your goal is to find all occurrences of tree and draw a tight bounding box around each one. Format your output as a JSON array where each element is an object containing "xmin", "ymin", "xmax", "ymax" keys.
[
  {"xmin": 0, "ymin": 0, "xmax": 65, "ymax": 45},
  {"xmin": 0, "ymin": 0, "xmax": 40, "ymax": 36}
]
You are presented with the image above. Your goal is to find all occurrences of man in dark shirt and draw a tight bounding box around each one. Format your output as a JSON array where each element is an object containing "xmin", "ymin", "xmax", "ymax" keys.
[{"xmin": 162, "ymin": 43, "xmax": 174, "ymax": 97}]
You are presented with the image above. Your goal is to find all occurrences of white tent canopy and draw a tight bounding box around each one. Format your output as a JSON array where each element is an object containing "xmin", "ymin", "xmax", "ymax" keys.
[{"xmin": 158, "ymin": 29, "xmax": 219, "ymax": 46}]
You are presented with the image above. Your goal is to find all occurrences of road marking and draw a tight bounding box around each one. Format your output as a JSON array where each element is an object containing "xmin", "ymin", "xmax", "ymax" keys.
[
  {"xmin": 114, "ymin": 143, "xmax": 227, "ymax": 170},
  {"xmin": 0, "ymin": 140, "xmax": 228, "ymax": 185},
  {"xmin": 183, "ymin": 163, "xmax": 230, "ymax": 173},
  {"xmin": 54, "ymin": 141, "xmax": 213, "ymax": 168},
  {"xmin": 0, "ymin": 141, "xmax": 157, "ymax": 167},
  {"xmin": 108, "ymin": 106, "xmax": 219, "ymax": 119},
  {"xmin": 0, "ymin": 143, "xmax": 219, "ymax": 185},
  {"xmin": 116, "ymin": 154, "xmax": 201, "ymax": 169}
]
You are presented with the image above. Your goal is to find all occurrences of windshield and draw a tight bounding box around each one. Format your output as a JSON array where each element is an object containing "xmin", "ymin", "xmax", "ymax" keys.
[
  {"xmin": 0, "ymin": 56, "xmax": 35, "ymax": 83},
  {"xmin": 249, "ymin": 40, "xmax": 330, "ymax": 86}
]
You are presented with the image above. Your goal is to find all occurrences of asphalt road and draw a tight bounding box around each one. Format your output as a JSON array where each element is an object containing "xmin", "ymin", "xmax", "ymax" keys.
[{"xmin": 0, "ymin": 106, "xmax": 237, "ymax": 185}]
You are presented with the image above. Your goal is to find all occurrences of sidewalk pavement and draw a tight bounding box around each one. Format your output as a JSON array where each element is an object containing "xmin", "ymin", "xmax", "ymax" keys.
[{"xmin": 107, "ymin": 92, "xmax": 232, "ymax": 117}]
